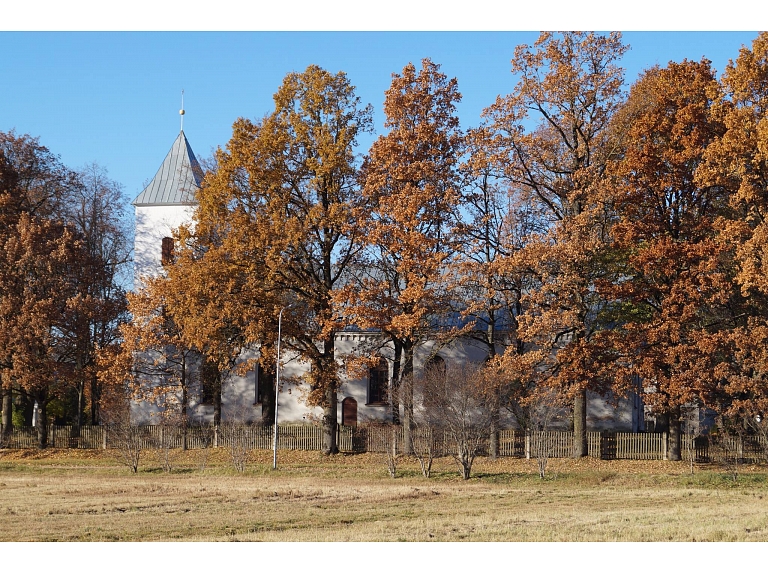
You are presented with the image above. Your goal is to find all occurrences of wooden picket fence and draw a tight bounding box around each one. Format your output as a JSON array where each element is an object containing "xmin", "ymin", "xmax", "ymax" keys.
[
  {"xmin": 1, "ymin": 423, "xmax": 767, "ymax": 463},
  {"xmin": 495, "ymin": 430, "xmax": 666, "ymax": 459}
]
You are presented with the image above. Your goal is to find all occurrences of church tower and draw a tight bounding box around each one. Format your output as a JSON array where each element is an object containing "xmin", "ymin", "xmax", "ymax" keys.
[{"xmin": 132, "ymin": 127, "xmax": 202, "ymax": 284}]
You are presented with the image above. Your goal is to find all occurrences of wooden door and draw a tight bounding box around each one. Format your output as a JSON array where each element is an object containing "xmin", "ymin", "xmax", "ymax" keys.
[{"xmin": 341, "ymin": 397, "xmax": 358, "ymax": 427}]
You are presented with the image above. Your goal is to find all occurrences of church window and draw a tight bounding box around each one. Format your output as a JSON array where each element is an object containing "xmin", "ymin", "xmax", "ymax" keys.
[
  {"xmin": 368, "ymin": 358, "xmax": 389, "ymax": 405},
  {"xmin": 161, "ymin": 237, "xmax": 174, "ymax": 265},
  {"xmin": 200, "ymin": 359, "xmax": 218, "ymax": 405},
  {"xmin": 425, "ymin": 355, "xmax": 446, "ymax": 378},
  {"xmin": 254, "ymin": 363, "xmax": 272, "ymax": 405}
]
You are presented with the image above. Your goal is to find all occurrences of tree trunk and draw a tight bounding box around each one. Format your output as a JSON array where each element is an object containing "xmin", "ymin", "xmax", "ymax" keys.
[
  {"xmin": 489, "ymin": 411, "xmax": 499, "ymax": 459},
  {"xmin": 1, "ymin": 387, "xmax": 12, "ymax": 447},
  {"xmin": 486, "ymin": 334, "xmax": 499, "ymax": 459},
  {"xmin": 322, "ymin": 386, "xmax": 338, "ymax": 455},
  {"xmin": 668, "ymin": 408, "xmax": 682, "ymax": 461},
  {"xmin": 89, "ymin": 371, "xmax": 100, "ymax": 424},
  {"xmin": 390, "ymin": 339, "xmax": 402, "ymax": 425},
  {"xmin": 75, "ymin": 380, "xmax": 84, "ymax": 435},
  {"xmin": 401, "ymin": 342, "xmax": 414, "ymax": 455},
  {"xmin": 261, "ymin": 369, "xmax": 276, "ymax": 426},
  {"xmin": 402, "ymin": 393, "xmax": 413, "ymax": 456},
  {"xmin": 36, "ymin": 400, "xmax": 48, "ymax": 449},
  {"xmin": 213, "ymin": 383, "xmax": 222, "ymax": 428},
  {"xmin": 181, "ymin": 378, "xmax": 188, "ymax": 451},
  {"xmin": 202, "ymin": 356, "xmax": 222, "ymax": 427},
  {"xmin": 320, "ymin": 331, "xmax": 339, "ymax": 455},
  {"xmin": 573, "ymin": 388, "xmax": 588, "ymax": 458},
  {"xmin": 655, "ymin": 412, "xmax": 670, "ymax": 433}
]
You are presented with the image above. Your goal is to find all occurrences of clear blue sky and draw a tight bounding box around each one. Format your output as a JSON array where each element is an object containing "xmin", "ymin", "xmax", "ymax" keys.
[{"xmin": 0, "ymin": 30, "xmax": 760, "ymax": 205}]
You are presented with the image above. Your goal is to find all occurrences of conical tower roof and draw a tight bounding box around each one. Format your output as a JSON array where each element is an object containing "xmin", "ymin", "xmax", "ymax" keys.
[{"xmin": 132, "ymin": 130, "xmax": 202, "ymax": 206}]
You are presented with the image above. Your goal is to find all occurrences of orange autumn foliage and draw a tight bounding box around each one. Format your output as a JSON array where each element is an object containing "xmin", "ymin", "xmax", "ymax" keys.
[
  {"xmin": 337, "ymin": 59, "xmax": 463, "ymax": 437},
  {"xmin": 599, "ymin": 59, "xmax": 733, "ymax": 456},
  {"xmin": 484, "ymin": 32, "xmax": 628, "ymax": 456}
]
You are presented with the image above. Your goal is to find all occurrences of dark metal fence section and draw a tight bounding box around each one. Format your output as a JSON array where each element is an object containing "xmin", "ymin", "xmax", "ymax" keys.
[
  {"xmin": 2, "ymin": 423, "xmax": 767, "ymax": 463},
  {"xmin": 682, "ymin": 434, "xmax": 710, "ymax": 463},
  {"xmin": 704, "ymin": 434, "xmax": 768, "ymax": 464},
  {"xmin": 0, "ymin": 425, "xmax": 39, "ymax": 448}
]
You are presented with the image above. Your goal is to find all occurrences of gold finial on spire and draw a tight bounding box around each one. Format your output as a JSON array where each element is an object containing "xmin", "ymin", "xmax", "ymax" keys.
[{"xmin": 180, "ymin": 89, "xmax": 185, "ymax": 132}]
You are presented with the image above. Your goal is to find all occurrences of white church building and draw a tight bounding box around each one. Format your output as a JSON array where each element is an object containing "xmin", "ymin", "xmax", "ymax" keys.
[{"xmin": 131, "ymin": 127, "xmax": 646, "ymax": 432}]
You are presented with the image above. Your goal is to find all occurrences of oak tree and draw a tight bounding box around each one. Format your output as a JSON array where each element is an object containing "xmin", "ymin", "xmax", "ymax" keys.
[
  {"xmin": 604, "ymin": 59, "xmax": 730, "ymax": 459},
  {"xmin": 700, "ymin": 33, "xmax": 768, "ymax": 439},
  {"xmin": 339, "ymin": 59, "xmax": 463, "ymax": 450},
  {"xmin": 0, "ymin": 132, "xmax": 92, "ymax": 446},
  {"xmin": 0, "ymin": 215, "xmax": 89, "ymax": 447},
  {"xmin": 484, "ymin": 32, "xmax": 628, "ymax": 456},
  {"xmin": 188, "ymin": 65, "xmax": 373, "ymax": 454}
]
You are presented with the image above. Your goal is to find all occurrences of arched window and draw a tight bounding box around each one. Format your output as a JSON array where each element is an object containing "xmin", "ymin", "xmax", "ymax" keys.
[
  {"xmin": 254, "ymin": 363, "xmax": 272, "ymax": 405},
  {"xmin": 424, "ymin": 355, "xmax": 446, "ymax": 378},
  {"xmin": 161, "ymin": 237, "xmax": 174, "ymax": 265},
  {"xmin": 368, "ymin": 358, "xmax": 389, "ymax": 405},
  {"xmin": 200, "ymin": 357, "xmax": 218, "ymax": 405},
  {"xmin": 250, "ymin": 362, "xmax": 276, "ymax": 424}
]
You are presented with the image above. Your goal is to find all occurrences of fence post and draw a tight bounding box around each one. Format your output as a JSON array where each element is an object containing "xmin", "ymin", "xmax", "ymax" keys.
[
  {"xmin": 525, "ymin": 431, "xmax": 531, "ymax": 460},
  {"xmin": 738, "ymin": 435, "xmax": 744, "ymax": 463},
  {"xmin": 662, "ymin": 432, "xmax": 668, "ymax": 460},
  {"xmin": 102, "ymin": 425, "xmax": 107, "ymax": 450},
  {"xmin": 214, "ymin": 425, "xmax": 219, "ymax": 448}
]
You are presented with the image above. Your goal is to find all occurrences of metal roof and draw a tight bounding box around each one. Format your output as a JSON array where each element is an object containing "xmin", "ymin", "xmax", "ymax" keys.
[{"xmin": 132, "ymin": 130, "xmax": 202, "ymax": 206}]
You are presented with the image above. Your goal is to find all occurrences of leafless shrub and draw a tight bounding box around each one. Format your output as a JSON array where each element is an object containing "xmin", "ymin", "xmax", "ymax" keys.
[
  {"xmin": 409, "ymin": 426, "xmax": 442, "ymax": 478},
  {"xmin": 218, "ymin": 421, "xmax": 255, "ymax": 473},
  {"xmin": 416, "ymin": 362, "xmax": 491, "ymax": 480},
  {"xmin": 156, "ymin": 412, "xmax": 186, "ymax": 473},
  {"xmin": 195, "ymin": 423, "xmax": 215, "ymax": 472},
  {"xmin": 220, "ymin": 424, "xmax": 248, "ymax": 473},
  {"xmin": 107, "ymin": 419, "xmax": 147, "ymax": 474},
  {"xmin": 397, "ymin": 377, "xmax": 441, "ymax": 478},
  {"xmin": 710, "ymin": 417, "xmax": 743, "ymax": 481},
  {"xmin": 368, "ymin": 423, "xmax": 400, "ymax": 478},
  {"xmin": 100, "ymin": 391, "xmax": 147, "ymax": 473},
  {"xmin": 526, "ymin": 388, "xmax": 568, "ymax": 479}
]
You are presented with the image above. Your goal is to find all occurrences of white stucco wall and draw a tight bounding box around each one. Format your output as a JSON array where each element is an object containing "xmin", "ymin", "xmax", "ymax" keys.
[
  {"xmin": 134, "ymin": 204, "xmax": 195, "ymax": 285},
  {"xmin": 130, "ymin": 331, "xmax": 511, "ymax": 426},
  {"xmin": 128, "ymin": 314, "xmax": 644, "ymax": 431},
  {"xmin": 130, "ymin": 203, "xmax": 640, "ymax": 431}
]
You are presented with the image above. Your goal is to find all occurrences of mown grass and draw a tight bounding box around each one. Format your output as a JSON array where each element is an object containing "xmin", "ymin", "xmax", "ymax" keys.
[{"xmin": 1, "ymin": 448, "xmax": 767, "ymax": 541}]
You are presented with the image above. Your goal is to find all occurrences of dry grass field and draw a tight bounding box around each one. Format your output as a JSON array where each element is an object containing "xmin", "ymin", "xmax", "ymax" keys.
[{"xmin": 1, "ymin": 447, "xmax": 768, "ymax": 542}]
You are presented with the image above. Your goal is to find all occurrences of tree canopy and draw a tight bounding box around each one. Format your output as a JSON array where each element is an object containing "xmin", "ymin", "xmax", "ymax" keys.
[{"xmin": 8, "ymin": 33, "xmax": 768, "ymax": 461}]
